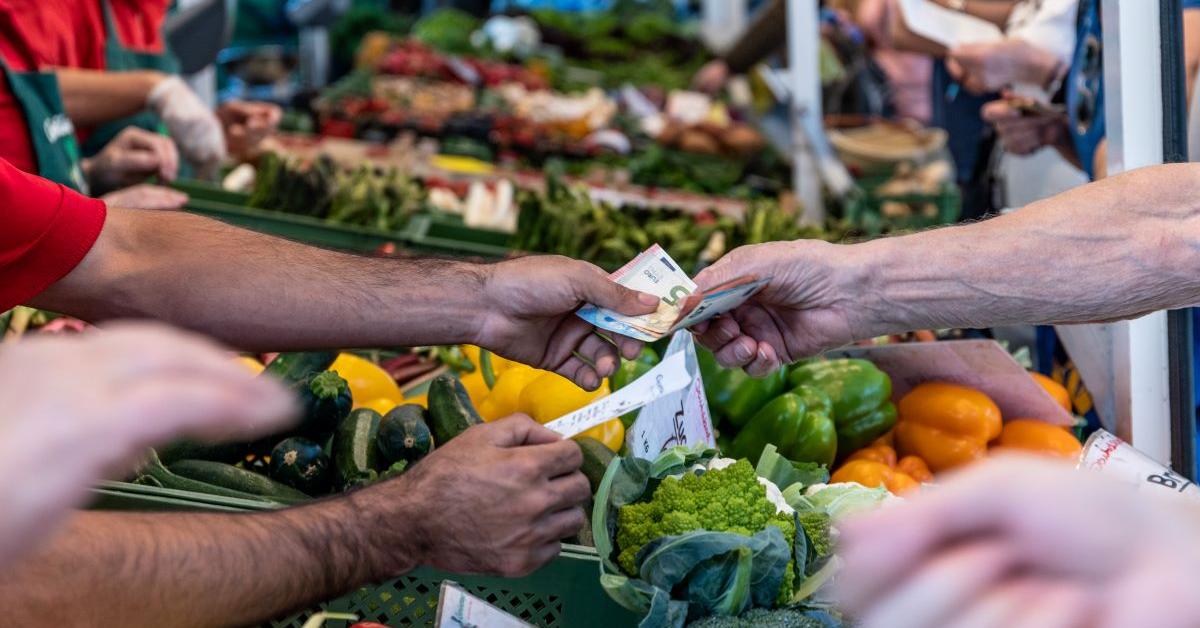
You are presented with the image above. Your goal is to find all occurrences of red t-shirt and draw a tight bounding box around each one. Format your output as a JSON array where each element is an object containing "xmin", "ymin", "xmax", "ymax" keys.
[
  {"xmin": 0, "ymin": 157, "xmax": 107, "ymax": 311},
  {"xmin": 0, "ymin": 0, "xmax": 82, "ymax": 175},
  {"xmin": 75, "ymin": 0, "xmax": 171, "ymax": 66}
]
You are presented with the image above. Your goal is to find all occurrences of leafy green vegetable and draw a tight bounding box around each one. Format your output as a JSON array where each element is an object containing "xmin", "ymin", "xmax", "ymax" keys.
[
  {"xmin": 411, "ymin": 9, "xmax": 479, "ymax": 55},
  {"xmin": 755, "ymin": 445, "xmax": 830, "ymax": 493},
  {"xmin": 685, "ymin": 607, "xmax": 840, "ymax": 628},
  {"xmin": 805, "ymin": 483, "xmax": 892, "ymax": 520}
]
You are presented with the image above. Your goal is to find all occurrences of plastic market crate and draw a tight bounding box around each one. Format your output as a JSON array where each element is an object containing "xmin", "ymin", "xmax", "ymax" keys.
[
  {"xmin": 403, "ymin": 214, "xmax": 513, "ymax": 259},
  {"xmin": 173, "ymin": 179, "xmax": 251, "ymax": 206},
  {"xmin": 88, "ymin": 483, "xmax": 638, "ymax": 628}
]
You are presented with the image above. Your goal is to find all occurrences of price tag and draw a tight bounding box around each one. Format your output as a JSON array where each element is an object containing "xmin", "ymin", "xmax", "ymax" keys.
[
  {"xmin": 1080, "ymin": 429, "xmax": 1200, "ymax": 500},
  {"xmin": 544, "ymin": 351, "xmax": 692, "ymax": 437},
  {"xmin": 626, "ymin": 332, "xmax": 716, "ymax": 458},
  {"xmin": 435, "ymin": 581, "xmax": 532, "ymax": 628}
]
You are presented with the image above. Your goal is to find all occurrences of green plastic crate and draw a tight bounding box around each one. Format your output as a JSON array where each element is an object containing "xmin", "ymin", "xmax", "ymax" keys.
[
  {"xmin": 88, "ymin": 483, "xmax": 638, "ymax": 627},
  {"xmin": 173, "ymin": 179, "xmax": 251, "ymax": 206}
]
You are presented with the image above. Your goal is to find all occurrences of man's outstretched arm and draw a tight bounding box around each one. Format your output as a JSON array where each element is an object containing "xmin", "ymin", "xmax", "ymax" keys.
[
  {"xmin": 692, "ymin": 163, "xmax": 1200, "ymax": 372},
  {"xmin": 32, "ymin": 207, "xmax": 656, "ymax": 389}
]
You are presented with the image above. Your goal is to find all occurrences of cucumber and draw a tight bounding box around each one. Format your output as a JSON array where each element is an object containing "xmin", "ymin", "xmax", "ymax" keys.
[
  {"xmin": 334, "ymin": 408, "xmax": 383, "ymax": 489},
  {"xmin": 427, "ymin": 374, "xmax": 483, "ymax": 445},
  {"xmin": 575, "ymin": 436, "xmax": 616, "ymax": 494},
  {"xmin": 168, "ymin": 459, "xmax": 311, "ymax": 503},
  {"xmin": 138, "ymin": 451, "xmax": 285, "ymax": 504},
  {"xmin": 262, "ymin": 351, "xmax": 339, "ymax": 384},
  {"xmin": 155, "ymin": 439, "xmax": 243, "ymax": 465},
  {"xmin": 294, "ymin": 370, "xmax": 353, "ymax": 437},
  {"xmin": 269, "ymin": 437, "xmax": 333, "ymax": 494},
  {"xmin": 377, "ymin": 404, "xmax": 434, "ymax": 465}
]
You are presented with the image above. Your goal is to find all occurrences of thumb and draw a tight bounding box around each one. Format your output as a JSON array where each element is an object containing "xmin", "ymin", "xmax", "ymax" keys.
[
  {"xmin": 485, "ymin": 414, "xmax": 562, "ymax": 447},
  {"xmin": 574, "ymin": 266, "xmax": 659, "ymax": 316}
]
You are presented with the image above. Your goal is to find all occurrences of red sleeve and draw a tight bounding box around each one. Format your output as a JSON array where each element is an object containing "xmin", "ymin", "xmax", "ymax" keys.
[
  {"xmin": 110, "ymin": 0, "xmax": 169, "ymax": 54},
  {"xmin": 0, "ymin": 158, "xmax": 107, "ymax": 311}
]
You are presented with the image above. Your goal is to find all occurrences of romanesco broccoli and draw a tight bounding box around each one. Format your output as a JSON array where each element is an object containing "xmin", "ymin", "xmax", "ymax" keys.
[
  {"xmin": 685, "ymin": 607, "xmax": 831, "ymax": 628},
  {"xmin": 797, "ymin": 510, "xmax": 832, "ymax": 565},
  {"xmin": 616, "ymin": 460, "xmax": 797, "ymax": 598}
]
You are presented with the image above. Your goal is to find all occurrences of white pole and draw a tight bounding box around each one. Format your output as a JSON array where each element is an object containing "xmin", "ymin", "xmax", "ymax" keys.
[{"xmin": 786, "ymin": 0, "xmax": 825, "ymax": 223}]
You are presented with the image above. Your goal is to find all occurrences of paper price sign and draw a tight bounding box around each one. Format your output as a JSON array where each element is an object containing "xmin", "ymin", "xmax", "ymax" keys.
[
  {"xmin": 436, "ymin": 581, "xmax": 532, "ymax": 628},
  {"xmin": 545, "ymin": 351, "xmax": 692, "ymax": 437},
  {"xmin": 627, "ymin": 331, "xmax": 716, "ymax": 459}
]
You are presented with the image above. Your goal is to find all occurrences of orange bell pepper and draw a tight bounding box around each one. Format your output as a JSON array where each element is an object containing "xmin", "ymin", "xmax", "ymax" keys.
[
  {"xmin": 831, "ymin": 459, "xmax": 919, "ymax": 494},
  {"xmin": 847, "ymin": 444, "xmax": 897, "ymax": 468},
  {"xmin": 896, "ymin": 455, "xmax": 933, "ymax": 483},
  {"xmin": 993, "ymin": 419, "xmax": 1082, "ymax": 460},
  {"xmin": 1030, "ymin": 372, "xmax": 1072, "ymax": 413},
  {"xmin": 895, "ymin": 382, "xmax": 1002, "ymax": 472},
  {"xmin": 871, "ymin": 430, "xmax": 895, "ymax": 449}
]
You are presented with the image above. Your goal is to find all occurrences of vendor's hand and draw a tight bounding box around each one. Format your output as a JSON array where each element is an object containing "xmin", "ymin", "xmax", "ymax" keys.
[
  {"xmin": 836, "ymin": 456, "xmax": 1200, "ymax": 628},
  {"xmin": 692, "ymin": 59, "xmax": 731, "ymax": 95},
  {"xmin": 84, "ymin": 127, "xmax": 179, "ymax": 193},
  {"xmin": 691, "ymin": 241, "xmax": 862, "ymax": 375},
  {"xmin": 947, "ymin": 39, "xmax": 1061, "ymax": 95},
  {"xmin": 100, "ymin": 184, "xmax": 189, "ymax": 211},
  {"xmin": 0, "ymin": 322, "xmax": 297, "ymax": 567},
  {"xmin": 218, "ymin": 100, "xmax": 282, "ymax": 161},
  {"xmin": 147, "ymin": 76, "xmax": 227, "ymax": 173},
  {"xmin": 476, "ymin": 255, "xmax": 659, "ymax": 391},
  {"xmin": 981, "ymin": 98, "xmax": 1068, "ymax": 155},
  {"xmin": 358, "ymin": 415, "xmax": 589, "ymax": 578}
]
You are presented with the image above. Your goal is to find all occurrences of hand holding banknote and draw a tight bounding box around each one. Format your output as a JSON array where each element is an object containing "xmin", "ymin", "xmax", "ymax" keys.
[{"xmin": 690, "ymin": 241, "xmax": 862, "ymax": 376}]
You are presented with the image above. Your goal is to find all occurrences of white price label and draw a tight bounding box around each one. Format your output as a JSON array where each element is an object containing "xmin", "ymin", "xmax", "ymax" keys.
[
  {"xmin": 436, "ymin": 582, "xmax": 532, "ymax": 628},
  {"xmin": 544, "ymin": 351, "xmax": 692, "ymax": 437}
]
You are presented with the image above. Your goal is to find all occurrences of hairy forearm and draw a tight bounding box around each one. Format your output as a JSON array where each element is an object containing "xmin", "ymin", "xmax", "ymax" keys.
[
  {"xmin": 56, "ymin": 69, "xmax": 165, "ymax": 126},
  {"xmin": 33, "ymin": 208, "xmax": 492, "ymax": 351},
  {"xmin": 0, "ymin": 499, "xmax": 402, "ymax": 627},
  {"xmin": 850, "ymin": 163, "xmax": 1200, "ymax": 335}
]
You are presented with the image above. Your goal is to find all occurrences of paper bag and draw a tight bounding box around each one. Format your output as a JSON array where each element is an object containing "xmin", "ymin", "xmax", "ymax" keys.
[{"xmin": 625, "ymin": 332, "xmax": 716, "ymax": 458}]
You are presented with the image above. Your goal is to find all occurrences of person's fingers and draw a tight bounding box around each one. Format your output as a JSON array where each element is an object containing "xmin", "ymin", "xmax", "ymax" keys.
[
  {"xmin": 575, "ymin": 332, "xmax": 620, "ymax": 380},
  {"xmin": 696, "ymin": 315, "xmax": 742, "ymax": 350},
  {"xmin": 611, "ymin": 333, "xmax": 643, "ymax": 361},
  {"xmin": 571, "ymin": 263, "xmax": 659, "ymax": 316},
  {"xmin": 536, "ymin": 506, "xmax": 587, "ymax": 542},
  {"xmin": 524, "ymin": 440, "xmax": 585, "ymax": 480},
  {"xmin": 524, "ymin": 541, "xmax": 565, "ymax": 574},
  {"xmin": 541, "ymin": 473, "xmax": 592, "ymax": 515},
  {"xmin": 981, "ymin": 101, "xmax": 1019, "ymax": 122},
  {"xmin": 940, "ymin": 577, "xmax": 1090, "ymax": 628},
  {"xmin": 485, "ymin": 414, "xmax": 563, "ymax": 447},
  {"xmin": 743, "ymin": 341, "xmax": 782, "ymax": 377},
  {"xmin": 854, "ymin": 540, "xmax": 1018, "ymax": 628},
  {"xmin": 111, "ymin": 375, "xmax": 297, "ymax": 444},
  {"xmin": 713, "ymin": 335, "xmax": 758, "ymax": 368},
  {"xmin": 112, "ymin": 151, "xmax": 162, "ymax": 179},
  {"xmin": 945, "ymin": 57, "xmax": 967, "ymax": 81},
  {"xmin": 733, "ymin": 303, "xmax": 794, "ymax": 363}
]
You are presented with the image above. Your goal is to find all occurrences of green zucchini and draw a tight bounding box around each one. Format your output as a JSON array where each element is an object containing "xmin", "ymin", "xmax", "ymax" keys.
[
  {"xmin": 427, "ymin": 374, "xmax": 483, "ymax": 445},
  {"xmin": 576, "ymin": 436, "xmax": 616, "ymax": 494},
  {"xmin": 269, "ymin": 437, "xmax": 332, "ymax": 494},
  {"xmin": 377, "ymin": 404, "xmax": 434, "ymax": 465},
  {"xmin": 168, "ymin": 459, "xmax": 311, "ymax": 503},
  {"xmin": 262, "ymin": 351, "xmax": 339, "ymax": 384},
  {"xmin": 155, "ymin": 439, "xmax": 243, "ymax": 465},
  {"xmin": 138, "ymin": 451, "xmax": 285, "ymax": 504},
  {"xmin": 294, "ymin": 370, "xmax": 353, "ymax": 437},
  {"xmin": 334, "ymin": 408, "xmax": 383, "ymax": 489}
]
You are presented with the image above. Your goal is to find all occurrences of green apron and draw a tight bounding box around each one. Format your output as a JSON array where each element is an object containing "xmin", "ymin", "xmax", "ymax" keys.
[
  {"xmin": 81, "ymin": 0, "xmax": 181, "ymax": 157},
  {"xmin": 0, "ymin": 58, "xmax": 88, "ymax": 192}
]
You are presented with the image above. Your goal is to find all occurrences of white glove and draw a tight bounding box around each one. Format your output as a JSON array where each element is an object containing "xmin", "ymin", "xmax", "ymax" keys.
[{"xmin": 147, "ymin": 76, "xmax": 227, "ymax": 173}]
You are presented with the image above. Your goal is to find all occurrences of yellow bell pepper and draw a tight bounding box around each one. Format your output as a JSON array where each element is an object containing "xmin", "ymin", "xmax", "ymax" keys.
[
  {"xmin": 235, "ymin": 356, "xmax": 265, "ymax": 375},
  {"xmin": 895, "ymin": 382, "xmax": 1002, "ymax": 473},
  {"xmin": 332, "ymin": 353, "xmax": 405, "ymax": 409},
  {"xmin": 576, "ymin": 418, "xmax": 625, "ymax": 453},
  {"xmin": 519, "ymin": 372, "xmax": 610, "ymax": 424},
  {"xmin": 359, "ymin": 397, "xmax": 399, "ymax": 416},
  {"xmin": 477, "ymin": 365, "xmax": 542, "ymax": 421},
  {"xmin": 402, "ymin": 393, "xmax": 428, "ymax": 409},
  {"xmin": 993, "ymin": 418, "xmax": 1082, "ymax": 460}
]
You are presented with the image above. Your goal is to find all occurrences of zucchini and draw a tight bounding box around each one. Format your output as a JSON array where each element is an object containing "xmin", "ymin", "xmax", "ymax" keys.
[
  {"xmin": 262, "ymin": 351, "xmax": 339, "ymax": 384},
  {"xmin": 576, "ymin": 436, "xmax": 616, "ymax": 494},
  {"xmin": 168, "ymin": 459, "xmax": 311, "ymax": 503},
  {"xmin": 334, "ymin": 408, "xmax": 383, "ymax": 489},
  {"xmin": 269, "ymin": 437, "xmax": 333, "ymax": 494},
  {"xmin": 377, "ymin": 404, "xmax": 434, "ymax": 465},
  {"xmin": 294, "ymin": 370, "xmax": 353, "ymax": 437},
  {"xmin": 427, "ymin": 374, "xmax": 483, "ymax": 445},
  {"xmin": 155, "ymin": 439, "xmax": 243, "ymax": 465},
  {"xmin": 138, "ymin": 451, "xmax": 285, "ymax": 504}
]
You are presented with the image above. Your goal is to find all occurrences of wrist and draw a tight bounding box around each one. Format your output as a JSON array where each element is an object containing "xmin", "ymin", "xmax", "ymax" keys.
[
  {"xmin": 847, "ymin": 236, "xmax": 929, "ymax": 339},
  {"xmin": 345, "ymin": 480, "xmax": 425, "ymax": 580}
]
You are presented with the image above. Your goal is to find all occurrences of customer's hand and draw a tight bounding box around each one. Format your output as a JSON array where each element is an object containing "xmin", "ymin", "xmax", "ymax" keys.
[
  {"xmin": 0, "ymin": 322, "xmax": 297, "ymax": 567},
  {"xmin": 982, "ymin": 98, "xmax": 1067, "ymax": 155},
  {"xmin": 100, "ymin": 184, "xmax": 189, "ymax": 210},
  {"xmin": 691, "ymin": 241, "xmax": 864, "ymax": 375},
  {"xmin": 476, "ymin": 255, "xmax": 659, "ymax": 390},
  {"xmin": 947, "ymin": 39, "xmax": 1061, "ymax": 94},
  {"xmin": 218, "ymin": 100, "xmax": 282, "ymax": 161},
  {"xmin": 356, "ymin": 415, "xmax": 590, "ymax": 578},
  {"xmin": 85, "ymin": 127, "xmax": 179, "ymax": 192},
  {"xmin": 148, "ymin": 76, "xmax": 227, "ymax": 173},
  {"xmin": 837, "ymin": 456, "xmax": 1200, "ymax": 628}
]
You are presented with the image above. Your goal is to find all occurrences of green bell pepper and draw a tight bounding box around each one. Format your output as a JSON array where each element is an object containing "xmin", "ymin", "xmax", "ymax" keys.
[
  {"xmin": 788, "ymin": 359, "xmax": 897, "ymax": 457},
  {"xmin": 705, "ymin": 364, "xmax": 788, "ymax": 428},
  {"xmin": 728, "ymin": 386, "xmax": 838, "ymax": 466},
  {"xmin": 611, "ymin": 348, "xmax": 659, "ymax": 427}
]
